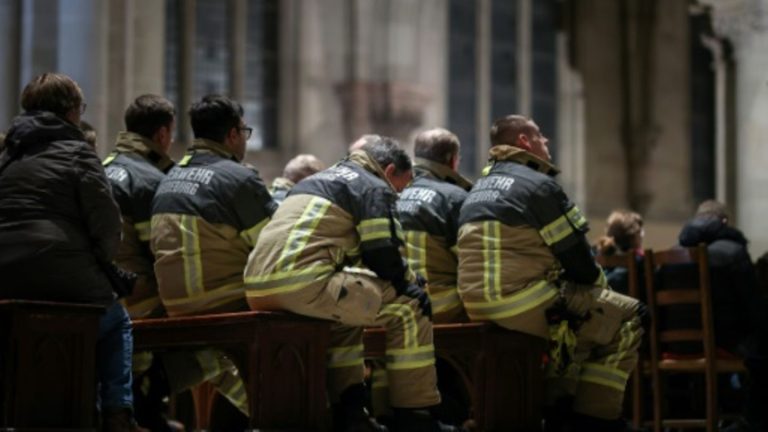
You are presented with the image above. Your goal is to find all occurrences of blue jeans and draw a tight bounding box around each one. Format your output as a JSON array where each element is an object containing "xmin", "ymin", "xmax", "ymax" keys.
[{"xmin": 97, "ymin": 302, "xmax": 133, "ymax": 410}]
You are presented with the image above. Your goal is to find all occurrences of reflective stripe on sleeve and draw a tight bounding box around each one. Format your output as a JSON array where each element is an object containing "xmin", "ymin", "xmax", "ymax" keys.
[
  {"xmin": 357, "ymin": 218, "xmax": 392, "ymax": 243},
  {"xmin": 579, "ymin": 362, "xmax": 629, "ymax": 392},
  {"xmin": 539, "ymin": 215, "xmax": 574, "ymax": 246},
  {"xmin": 180, "ymin": 215, "xmax": 205, "ymax": 297},
  {"xmin": 327, "ymin": 344, "xmax": 365, "ymax": 369},
  {"xmin": 276, "ymin": 197, "xmax": 332, "ymax": 271},
  {"xmin": 404, "ymin": 230, "xmax": 428, "ymax": 281},
  {"xmin": 385, "ymin": 344, "xmax": 436, "ymax": 370},
  {"xmin": 482, "ymin": 221, "xmax": 502, "ymax": 301}
]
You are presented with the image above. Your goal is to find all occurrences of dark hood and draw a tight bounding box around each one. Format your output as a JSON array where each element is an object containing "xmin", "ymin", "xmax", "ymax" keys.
[
  {"xmin": 4, "ymin": 111, "xmax": 84, "ymax": 154},
  {"xmin": 678, "ymin": 215, "xmax": 748, "ymax": 247}
]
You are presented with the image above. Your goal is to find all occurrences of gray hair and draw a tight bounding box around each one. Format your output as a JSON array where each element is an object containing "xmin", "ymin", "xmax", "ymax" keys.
[
  {"xmin": 414, "ymin": 128, "xmax": 460, "ymax": 165},
  {"xmin": 283, "ymin": 154, "xmax": 326, "ymax": 183},
  {"xmin": 361, "ymin": 136, "xmax": 412, "ymax": 174}
]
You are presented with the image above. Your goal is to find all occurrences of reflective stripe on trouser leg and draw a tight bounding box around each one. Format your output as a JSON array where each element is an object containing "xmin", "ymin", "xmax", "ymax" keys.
[
  {"xmin": 209, "ymin": 365, "xmax": 249, "ymax": 416},
  {"xmin": 370, "ymin": 361, "xmax": 392, "ymax": 417},
  {"xmin": 573, "ymin": 315, "xmax": 643, "ymax": 419},
  {"xmin": 376, "ymin": 287, "xmax": 440, "ymax": 408},
  {"xmin": 327, "ymin": 323, "xmax": 365, "ymax": 403}
]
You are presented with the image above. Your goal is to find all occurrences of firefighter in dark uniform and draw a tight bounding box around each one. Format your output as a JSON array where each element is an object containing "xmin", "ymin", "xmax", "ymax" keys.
[
  {"xmin": 245, "ymin": 137, "xmax": 464, "ymax": 432},
  {"xmin": 103, "ymin": 94, "xmax": 175, "ymax": 320},
  {"xmin": 397, "ymin": 128, "xmax": 472, "ymax": 324},
  {"xmin": 457, "ymin": 115, "xmax": 644, "ymax": 432},
  {"xmin": 149, "ymin": 95, "xmax": 277, "ymax": 418}
]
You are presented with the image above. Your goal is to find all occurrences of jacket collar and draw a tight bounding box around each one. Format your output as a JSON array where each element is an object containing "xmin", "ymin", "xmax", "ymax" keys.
[
  {"xmin": 413, "ymin": 157, "xmax": 473, "ymax": 191},
  {"xmin": 271, "ymin": 176, "xmax": 294, "ymax": 190},
  {"xmin": 487, "ymin": 145, "xmax": 560, "ymax": 177},
  {"xmin": 347, "ymin": 149, "xmax": 397, "ymax": 192},
  {"xmin": 113, "ymin": 131, "xmax": 174, "ymax": 173},
  {"xmin": 190, "ymin": 138, "xmax": 238, "ymax": 162}
]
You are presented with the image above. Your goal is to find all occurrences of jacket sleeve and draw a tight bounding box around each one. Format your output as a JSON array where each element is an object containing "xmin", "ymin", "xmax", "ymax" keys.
[
  {"xmin": 528, "ymin": 180, "xmax": 602, "ymax": 285},
  {"xmin": 358, "ymin": 186, "xmax": 410, "ymax": 291},
  {"xmin": 235, "ymin": 170, "xmax": 278, "ymax": 247},
  {"xmin": 74, "ymin": 144, "xmax": 122, "ymax": 261}
]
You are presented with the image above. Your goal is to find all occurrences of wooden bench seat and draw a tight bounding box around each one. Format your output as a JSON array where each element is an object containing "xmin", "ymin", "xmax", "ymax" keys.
[
  {"xmin": 0, "ymin": 299, "xmax": 105, "ymax": 431},
  {"xmin": 132, "ymin": 311, "xmax": 330, "ymax": 431},
  {"xmin": 364, "ymin": 322, "xmax": 547, "ymax": 432}
]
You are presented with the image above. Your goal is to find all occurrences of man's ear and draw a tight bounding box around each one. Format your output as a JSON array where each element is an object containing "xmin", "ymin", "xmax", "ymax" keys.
[
  {"xmin": 516, "ymin": 133, "xmax": 532, "ymax": 152},
  {"xmin": 383, "ymin": 163, "xmax": 396, "ymax": 177}
]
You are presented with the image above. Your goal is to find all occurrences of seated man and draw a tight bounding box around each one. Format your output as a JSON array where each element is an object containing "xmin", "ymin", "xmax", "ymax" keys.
[
  {"xmin": 270, "ymin": 153, "xmax": 325, "ymax": 204},
  {"xmin": 150, "ymin": 95, "xmax": 276, "ymax": 418},
  {"xmin": 678, "ymin": 200, "xmax": 768, "ymax": 431},
  {"xmin": 397, "ymin": 128, "xmax": 472, "ymax": 323},
  {"xmin": 245, "ymin": 136, "xmax": 463, "ymax": 432},
  {"xmin": 457, "ymin": 115, "xmax": 645, "ymax": 432}
]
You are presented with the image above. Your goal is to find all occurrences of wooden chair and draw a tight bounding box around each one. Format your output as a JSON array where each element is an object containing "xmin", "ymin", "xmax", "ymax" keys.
[
  {"xmin": 595, "ymin": 251, "xmax": 643, "ymax": 429},
  {"xmin": 643, "ymin": 245, "xmax": 746, "ymax": 432}
]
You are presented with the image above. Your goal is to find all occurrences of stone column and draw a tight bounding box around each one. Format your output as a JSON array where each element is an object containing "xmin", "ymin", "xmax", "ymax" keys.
[
  {"xmin": 0, "ymin": 0, "xmax": 21, "ymax": 128},
  {"xmin": 704, "ymin": 0, "xmax": 768, "ymax": 254}
]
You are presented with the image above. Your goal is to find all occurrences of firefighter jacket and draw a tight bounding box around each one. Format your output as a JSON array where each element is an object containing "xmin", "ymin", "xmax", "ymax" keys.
[
  {"xmin": 457, "ymin": 145, "xmax": 603, "ymax": 338},
  {"xmin": 245, "ymin": 150, "xmax": 413, "ymax": 303},
  {"xmin": 396, "ymin": 157, "xmax": 472, "ymax": 319},
  {"xmin": 103, "ymin": 131, "xmax": 174, "ymax": 318},
  {"xmin": 269, "ymin": 176, "xmax": 294, "ymax": 204},
  {"xmin": 150, "ymin": 138, "xmax": 276, "ymax": 316}
]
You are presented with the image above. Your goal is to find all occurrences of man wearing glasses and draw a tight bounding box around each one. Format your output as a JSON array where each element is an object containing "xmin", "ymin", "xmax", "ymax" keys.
[{"xmin": 148, "ymin": 94, "xmax": 276, "ymax": 420}]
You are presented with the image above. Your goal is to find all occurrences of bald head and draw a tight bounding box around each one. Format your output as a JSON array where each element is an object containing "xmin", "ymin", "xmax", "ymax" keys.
[
  {"xmin": 283, "ymin": 154, "xmax": 326, "ymax": 184},
  {"xmin": 414, "ymin": 128, "xmax": 460, "ymax": 167}
]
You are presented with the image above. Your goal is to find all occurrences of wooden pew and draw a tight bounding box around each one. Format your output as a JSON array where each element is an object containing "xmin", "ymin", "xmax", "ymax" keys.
[
  {"xmin": 0, "ymin": 299, "xmax": 105, "ymax": 430},
  {"xmin": 364, "ymin": 322, "xmax": 547, "ymax": 432},
  {"xmin": 132, "ymin": 311, "xmax": 330, "ymax": 431}
]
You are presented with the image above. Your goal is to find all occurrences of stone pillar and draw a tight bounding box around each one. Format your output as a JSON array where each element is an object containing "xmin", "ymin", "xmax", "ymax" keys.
[
  {"xmin": 0, "ymin": 0, "xmax": 21, "ymax": 128},
  {"xmin": 704, "ymin": 0, "xmax": 768, "ymax": 254},
  {"xmin": 475, "ymin": 0, "xmax": 492, "ymax": 171}
]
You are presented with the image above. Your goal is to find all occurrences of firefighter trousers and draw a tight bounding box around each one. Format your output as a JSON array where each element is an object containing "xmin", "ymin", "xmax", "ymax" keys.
[
  {"xmin": 495, "ymin": 285, "xmax": 643, "ymax": 420},
  {"xmin": 248, "ymin": 267, "xmax": 441, "ymax": 408}
]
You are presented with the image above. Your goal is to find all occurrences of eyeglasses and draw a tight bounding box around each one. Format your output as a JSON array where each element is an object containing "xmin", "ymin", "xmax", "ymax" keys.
[
  {"xmin": 79, "ymin": 103, "xmax": 87, "ymax": 115},
  {"xmin": 239, "ymin": 126, "xmax": 253, "ymax": 139}
]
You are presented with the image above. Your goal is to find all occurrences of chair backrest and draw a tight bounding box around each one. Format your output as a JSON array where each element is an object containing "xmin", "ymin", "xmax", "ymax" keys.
[
  {"xmin": 595, "ymin": 250, "xmax": 641, "ymax": 299},
  {"xmin": 643, "ymin": 244, "xmax": 716, "ymax": 364}
]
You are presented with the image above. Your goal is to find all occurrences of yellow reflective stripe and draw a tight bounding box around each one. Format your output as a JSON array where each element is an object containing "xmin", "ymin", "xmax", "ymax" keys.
[
  {"xmin": 481, "ymin": 164, "xmax": 492, "ymax": 176},
  {"xmin": 464, "ymin": 280, "xmax": 558, "ymax": 320},
  {"xmin": 606, "ymin": 320, "xmax": 640, "ymax": 368},
  {"xmin": 539, "ymin": 214, "xmax": 574, "ymax": 246},
  {"xmin": 380, "ymin": 304, "xmax": 418, "ymax": 349},
  {"xmin": 244, "ymin": 264, "xmax": 335, "ymax": 296},
  {"xmin": 239, "ymin": 217, "xmax": 269, "ymax": 246},
  {"xmin": 102, "ymin": 152, "xmax": 117, "ymax": 166},
  {"xmin": 393, "ymin": 218, "xmax": 405, "ymax": 242},
  {"xmin": 126, "ymin": 296, "xmax": 162, "ymax": 317},
  {"xmin": 194, "ymin": 350, "xmax": 225, "ymax": 381},
  {"xmin": 385, "ymin": 345, "xmax": 436, "ymax": 370},
  {"xmin": 566, "ymin": 206, "xmax": 588, "ymax": 230},
  {"xmin": 595, "ymin": 269, "xmax": 608, "ymax": 288},
  {"xmin": 482, "ymin": 221, "xmax": 502, "ymax": 301},
  {"xmin": 276, "ymin": 197, "xmax": 331, "ymax": 271},
  {"xmin": 161, "ymin": 281, "xmax": 243, "ymax": 306},
  {"xmin": 180, "ymin": 215, "xmax": 204, "ymax": 297},
  {"xmin": 358, "ymin": 218, "xmax": 391, "ymax": 242},
  {"xmin": 179, "ymin": 153, "xmax": 193, "ymax": 166},
  {"xmin": 219, "ymin": 377, "xmax": 247, "ymax": 413},
  {"xmin": 135, "ymin": 221, "xmax": 151, "ymax": 242},
  {"xmin": 327, "ymin": 344, "xmax": 364, "ymax": 369},
  {"xmin": 429, "ymin": 288, "xmax": 462, "ymax": 313},
  {"xmin": 371, "ymin": 368, "xmax": 389, "ymax": 389},
  {"xmin": 450, "ymin": 244, "xmax": 458, "ymax": 256},
  {"xmin": 404, "ymin": 231, "xmax": 428, "ymax": 281},
  {"xmin": 579, "ymin": 362, "xmax": 629, "ymax": 392}
]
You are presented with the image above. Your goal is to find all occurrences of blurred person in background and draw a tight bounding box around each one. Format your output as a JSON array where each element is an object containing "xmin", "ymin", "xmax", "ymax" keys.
[
  {"xmin": 593, "ymin": 210, "xmax": 645, "ymax": 297},
  {"xmin": 270, "ymin": 153, "xmax": 325, "ymax": 204}
]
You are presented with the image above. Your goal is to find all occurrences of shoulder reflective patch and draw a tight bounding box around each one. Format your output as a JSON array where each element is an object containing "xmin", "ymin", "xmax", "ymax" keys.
[
  {"xmin": 102, "ymin": 152, "xmax": 117, "ymax": 166},
  {"xmin": 179, "ymin": 153, "xmax": 193, "ymax": 167}
]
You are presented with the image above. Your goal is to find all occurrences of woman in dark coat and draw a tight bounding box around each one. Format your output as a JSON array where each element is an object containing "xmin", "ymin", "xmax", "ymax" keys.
[{"xmin": 0, "ymin": 73, "xmax": 140, "ymax": 431}]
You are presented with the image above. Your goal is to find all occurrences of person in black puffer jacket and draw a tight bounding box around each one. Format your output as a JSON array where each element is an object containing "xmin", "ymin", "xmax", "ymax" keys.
[
  {"xmin": 0, "ymin": 73, "xmax": 142, "ymax": 432},
  {"xmin": 678, "ymin": 200, "xmax": 768, "ymax": 432}
]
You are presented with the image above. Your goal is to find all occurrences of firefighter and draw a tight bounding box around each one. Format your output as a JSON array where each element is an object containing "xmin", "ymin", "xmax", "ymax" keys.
[
  {"xmin": 103, "ymin": 94, "xmax": 175, "ymax": 319},
  {"xmin": 149, "ymin": 95, "xmax": 277, "ymax": 419},
  {"xmin": 397, "ymin": 128, "xmax": 472, "ymax": 324},
  {"xmin": 245, "ymin": 136, "xmax": 464, "ymax": 432},
  {"xmin": 269, "ymin": 153, "xmax": 325, "ymax": 204},
  {"xmin": 457, "ymin": 115, "xmax": 645, "ymax": 432}
]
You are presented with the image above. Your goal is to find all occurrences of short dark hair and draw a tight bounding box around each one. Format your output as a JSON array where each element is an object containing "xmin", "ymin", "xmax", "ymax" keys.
[
  {"xmin": 20, "ymin": 72, "xmax": 83, "ymax": 118},
  {"xmin": 696, "ymin": 199, "xmax": 730, "ymax": 220},
  {"xmin": 188, "ymin": 95, "xmax": 244, "ymax": 143},
  {"xmin": 361, "ymin": 136, "xmax": 412, "ymax": 174},
  {"xmin": 125, "ymin": 94, "xmax": 175, "ymax": 139},
  {"xmin": 414, "ymin": 128, "xmax": 460, "ymax": 165},
  {"xmin": 489, "ymin": 114, "xmax": 534, "ymax": 147}
]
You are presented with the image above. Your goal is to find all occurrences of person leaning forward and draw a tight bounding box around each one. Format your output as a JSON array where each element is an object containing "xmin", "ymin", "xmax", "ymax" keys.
[
  {"xmin": 457, "ymin": 115, "xmax": 645, "ymax": 432},
  {"xmin": 148, "ymin": 95, "xmax": 277, "ymax": 419},
  {"xmin": 397, "ymin": 128, "xmax": 472, "ymax": 324},
  {"xmin": 245, "ymin": 136, "xmax": 465, "ymax": 432}
]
